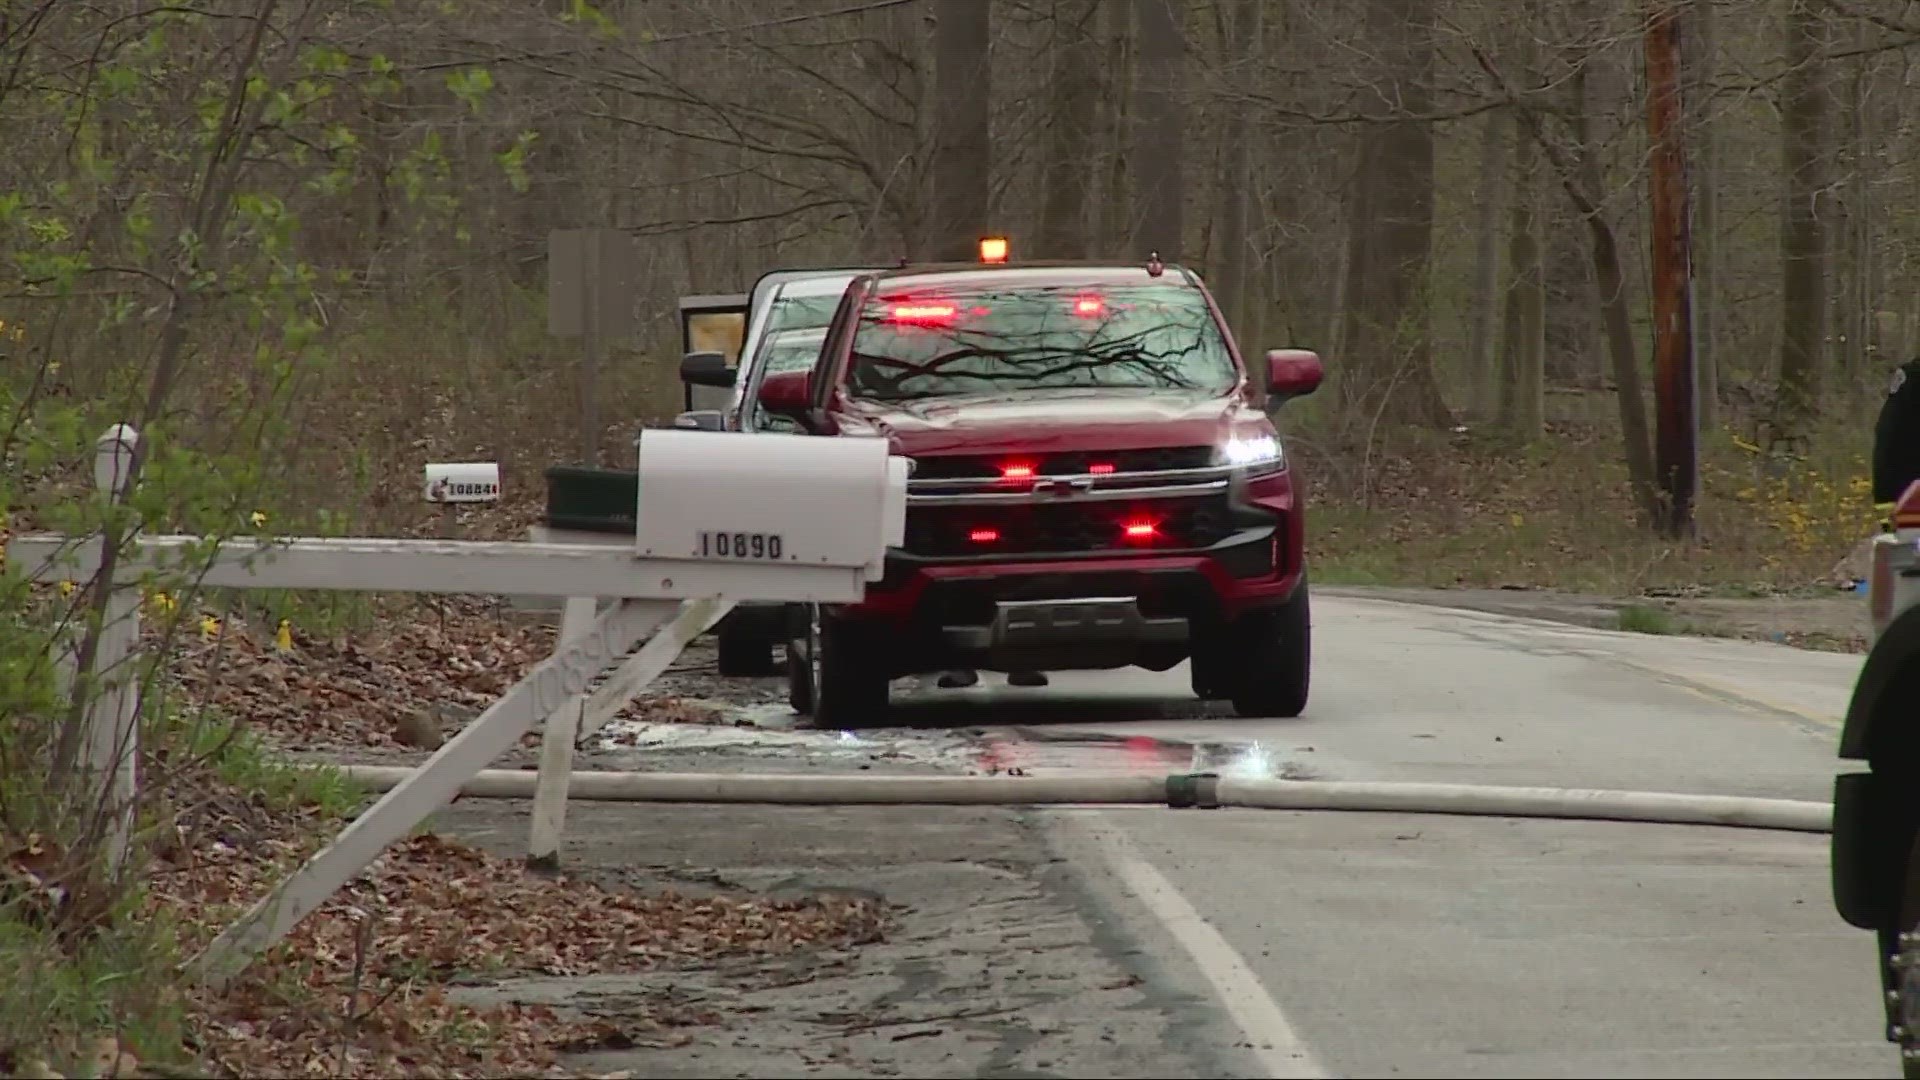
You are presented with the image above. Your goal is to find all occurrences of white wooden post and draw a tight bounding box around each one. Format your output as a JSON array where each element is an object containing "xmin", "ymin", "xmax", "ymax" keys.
[
  {"xmin": 526, "ymin": 595, "xmax": 596, "ymax": 870},
  {"xmin": 574, "ymin": 596, "xmax": 735, "ymax": 744},
  {"xmin": 526, "ymin": 594, "xmax": 736, "ymax": 868},
  {"xmin": 88, "ymin": 424, "xmax": 142, "ymax": 873}
]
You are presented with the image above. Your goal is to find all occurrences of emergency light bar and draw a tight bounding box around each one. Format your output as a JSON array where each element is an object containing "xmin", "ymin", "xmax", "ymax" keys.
[{"xmin": 979, "ymin": 236, "xmax": 1009, "ymax": 264}]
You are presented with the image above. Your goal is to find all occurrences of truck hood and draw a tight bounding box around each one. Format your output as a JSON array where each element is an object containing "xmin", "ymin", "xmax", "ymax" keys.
[{"xmin": 842, "ymin": 388, "xmax": 1263, "ymax": 457}]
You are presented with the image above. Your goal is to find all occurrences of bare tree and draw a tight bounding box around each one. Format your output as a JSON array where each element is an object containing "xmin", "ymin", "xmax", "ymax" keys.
[
  {"xmin": 1209, "ymin": 0, "xmax": 1263, "ymax": 343},
  {"xmin": 1686, "ymin": 0, "xmax": 1721, "ymax": 429},
  {"xmin": 1130, "ymin": 0, "xmax": 1186, "ymax": 260},
  {"xmin": 1336, "ymin": 0, "xmax": 1450, "ymax": 427},
  {"xmin": 1038, "ymin": 0, "xmax": 1099, "ymax": 260},
  {"xmin": 931, "ymin": 0, "xmax": 990, "ymax": 261},
  {"xmin": 1468, "ymin": 107, "xmax": 1513, "ymax": 418},
  {"xmin": 1771, "ymin": 0, "xmax": 1831, "ymax": 444},
  {"xmin": 1497, "ymin": 118, "xmax": 1547, "ymax": 439}
]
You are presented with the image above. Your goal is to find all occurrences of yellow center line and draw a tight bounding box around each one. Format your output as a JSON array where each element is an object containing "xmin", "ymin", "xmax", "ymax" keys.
[{"xmin": 1610, "ymin": 656, "xmax": 1844, "ymax": 728}]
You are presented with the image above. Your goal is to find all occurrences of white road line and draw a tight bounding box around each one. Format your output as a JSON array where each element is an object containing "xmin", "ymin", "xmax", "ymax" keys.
[{"xmin": 1060, "ymin": 812, "xmax": 1331, "ymax": 1079}]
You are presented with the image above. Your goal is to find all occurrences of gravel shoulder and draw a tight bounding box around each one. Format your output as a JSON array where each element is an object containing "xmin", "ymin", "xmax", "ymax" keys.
[
  {"xmin": 1322, "ymin": 583, "xmax": 1872, "ymax": 652},
  {"xmin": 398, "ymin": 636, "xmax": 1235, "ymax": 1078},
  {"xmin": 429, "ymin": 796, "xmax": 1235, "ymax": 1079}
]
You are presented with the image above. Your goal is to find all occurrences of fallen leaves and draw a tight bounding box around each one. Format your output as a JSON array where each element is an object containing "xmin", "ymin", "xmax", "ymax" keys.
[
  {"xmin": 161, "ymin": 599, "xmax": 744, "ymax": 754},
  {"xmin": 165, "ymin": 600, "xmax": 559, "ymax": 752},
  {"xmin": 148, "ymin": 783, "xmax": 886, "ymax": 1079}
]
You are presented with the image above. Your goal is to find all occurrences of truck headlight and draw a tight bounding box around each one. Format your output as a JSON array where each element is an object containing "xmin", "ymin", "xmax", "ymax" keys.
[{"xmin": 1218, "ymin": 434, "xmax": 1283, "ymax": 475}]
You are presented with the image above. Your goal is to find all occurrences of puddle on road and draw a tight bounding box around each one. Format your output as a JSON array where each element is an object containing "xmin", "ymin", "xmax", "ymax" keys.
[
  {"xmin": 591, "ymin": 711, "xmax": 982, "ymax": 772},
  {"xmin": 592, "ymin": 696, "xmax": 1320, "ymax": 782},
  {"xmin": 970, "ymin": 731, "xmax": 1322, "ymax": 780}
]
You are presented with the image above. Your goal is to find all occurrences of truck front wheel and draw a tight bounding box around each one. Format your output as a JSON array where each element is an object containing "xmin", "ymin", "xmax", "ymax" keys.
[
  {"xmin": 1218, "ymin": 584, "xmax": 1311, "ymax": 718},
  {"xmin": 1894, "ymin": 829, "xmax": 1920, "ymax": 1077},
  {"xmin": 786, "ymin": 605, "xmax": 891, "ymax": 728}
]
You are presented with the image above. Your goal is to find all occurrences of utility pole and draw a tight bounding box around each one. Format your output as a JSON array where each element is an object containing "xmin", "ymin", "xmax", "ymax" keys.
[{"xmin": 1644, "ymin": 1, "xmax": 1697, "ymax": 539}]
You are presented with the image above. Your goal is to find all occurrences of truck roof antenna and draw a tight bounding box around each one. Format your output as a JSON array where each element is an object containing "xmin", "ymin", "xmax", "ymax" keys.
[{"xmin": 1146, "ymin": 251, "xmax": 1165, "ymax": 277}]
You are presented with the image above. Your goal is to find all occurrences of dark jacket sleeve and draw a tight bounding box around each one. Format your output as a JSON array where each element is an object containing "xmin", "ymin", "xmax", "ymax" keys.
[{"xmin": 1872, "ymin": 359, "xmax": 1920, "ymax": 506}]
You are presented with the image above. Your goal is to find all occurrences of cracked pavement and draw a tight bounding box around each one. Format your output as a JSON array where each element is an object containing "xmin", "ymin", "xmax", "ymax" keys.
[{"xmin": 438, "ymin": 799, "xmax": 1242, "ymax": 1079}]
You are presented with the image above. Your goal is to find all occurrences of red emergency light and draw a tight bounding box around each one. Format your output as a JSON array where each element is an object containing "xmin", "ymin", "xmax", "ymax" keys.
[
  {"xmin": 890, "ymin": 302, "xmax": 957, "ymax": 322},
  {"xmin": 979, "ymin": 236, "xmax": 1010, "ymax": 263},
  {"xmin": 1072, "ymin": 295, "xmax": 1105, "ymax": 317},
  {"xmin": 1088, "ymin": 462, "xmax": 1116, "ymax": 475},
  {"xmin": 1000, "ymin": 462, "xmax": 1037, "ymax": 480},
  {"xmin": 968, "ymin": 527, "xmax": 1001, "ymax": 544},
  {"xmin": 1121, "ymin": 520, "xmax": 1159, "ymax": 541}
]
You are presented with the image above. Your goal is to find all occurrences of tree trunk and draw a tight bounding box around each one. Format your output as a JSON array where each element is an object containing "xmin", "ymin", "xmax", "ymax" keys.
[
  {"xmin": 871, "ymin": 0, "xmax": 931, "ymax": 260},
  {"xmin": 1095, "ymin": 0, "xmax": 1134, "ymax": 258},
  {"xmin": 1771, "ymin": 0, "xmax": 1828, "ymax": 444},
  {"xmin": 1509, "ymin": 34, "xmax": 1659, "ymax": 521},
  {"xmin": 1210, "ymin": 0, "xmax": 1261, "ymax": 345},
  {"xmin": 1129, "ymin": 0, "xmax": 1185, "ymax": 260},
  {"xmin": 1496, "ymin": 124, "xmax": 1544, "ymax": 439},
  {"xmin": 1336, "ymin": 0, "xmax": 1449, "ymax": 426},
  {"xmin": 1037, "ymin": 0, "xmax": 1098, "ymax": 260},
  {"xmin": 1686, "ymin": 0, "xmax": 1719, "ymax": 429},
  {"xmin": 1838, "ymin": 15, "xmax": 1876, "ymax": 390},
  {"xmin": 930, "ymin": 0, "xmax": 990, "ymax": 262},
  {"xmin": 1468, "ymin": 108, "xmax": 1511, "ymax": 418}
]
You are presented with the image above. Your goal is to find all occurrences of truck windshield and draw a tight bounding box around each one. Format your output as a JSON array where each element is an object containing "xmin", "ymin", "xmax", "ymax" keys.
[
  {"xmin": 845, "ymin": 282, "xmax": 1238, "ymax": 401},
  {"xmin": 765, "ymin": 293, "xmax": 844, "ymax": 335},
  {"xmin": 756, "ymin": 327, "xmax": 827, "ymax": 375}
]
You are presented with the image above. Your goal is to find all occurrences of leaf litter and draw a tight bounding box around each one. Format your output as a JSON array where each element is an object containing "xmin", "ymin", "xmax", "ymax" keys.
[
  {"xmin": 3, "ymin": 511, "xmax": 868, "ymax": 1077},
  {"xmin": 130, "ymin": 781, "xmax": 887, "ymax": 1078},
  {"xmin": 163, "ymin": 595, "xmax": 729, "ymax": 753}
]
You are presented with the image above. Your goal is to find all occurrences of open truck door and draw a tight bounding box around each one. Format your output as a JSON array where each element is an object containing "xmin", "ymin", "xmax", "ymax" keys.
[{"xmin": 678, "ymin": 292, "xmax": 749, "ymax": 413}]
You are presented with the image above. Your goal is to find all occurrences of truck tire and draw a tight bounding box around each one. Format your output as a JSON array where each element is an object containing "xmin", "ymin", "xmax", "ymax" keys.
[
  {"xmin": 785, "ymin": 605, "xmax": 891, "ymax": 728},
  {"xmin": 1896, "ymin": 830, "xmax": 1920, "ymax": 1078},
  {"xmin": 1225, "ymin": 584, "xmax": 1311, "ymax": 718},
  {"xmin": 716, "ymin": 615, "xmax": 778, "ymax": 677}
]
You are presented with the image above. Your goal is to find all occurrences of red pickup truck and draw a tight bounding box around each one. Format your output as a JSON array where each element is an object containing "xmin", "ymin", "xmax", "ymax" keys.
[{"xmin": 755, "ymin": 256, "xmax": 1324, "ymax": 727}]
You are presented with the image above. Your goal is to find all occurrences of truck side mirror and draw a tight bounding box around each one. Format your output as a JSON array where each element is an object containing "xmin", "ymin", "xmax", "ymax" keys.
[
  {"xmin": 757, "ymin": 369, "xmax": 811, "ymax": 418},
  {"xmin": 680, "ymin": 350, "xmax": 735, "ymax": 388},
  {"xmin": 1265, "ymin": 349, "xmax": 1324, "ymax": 404}
]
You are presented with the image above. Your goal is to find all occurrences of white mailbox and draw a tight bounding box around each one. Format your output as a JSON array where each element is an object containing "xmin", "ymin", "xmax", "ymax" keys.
[{"xmin": 633, "ymin": 428, "xmax": 908, "ymax": 599}]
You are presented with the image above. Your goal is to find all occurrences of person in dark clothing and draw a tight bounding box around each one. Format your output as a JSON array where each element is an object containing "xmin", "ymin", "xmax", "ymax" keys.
[{"xmin": 1873, "ymin": 356, "xmax": 1920, "ymax": 512}]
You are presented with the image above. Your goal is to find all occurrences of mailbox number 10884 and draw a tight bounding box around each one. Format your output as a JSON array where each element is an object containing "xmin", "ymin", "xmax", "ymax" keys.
[{"xmin": 697, "ymin": 530, "xmax": 785, "ymax": 560}]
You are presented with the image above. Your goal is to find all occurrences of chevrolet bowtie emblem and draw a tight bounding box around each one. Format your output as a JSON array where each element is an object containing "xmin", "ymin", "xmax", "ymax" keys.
[{"xmin": 1034, "ymin": 477, "xmax": 1094, "ymax": 497}]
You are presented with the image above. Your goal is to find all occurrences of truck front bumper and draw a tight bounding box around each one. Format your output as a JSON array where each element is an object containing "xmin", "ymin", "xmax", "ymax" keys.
[
  {"xmin": 837, "ymin": 525, "xmax": 1300, "ymax": 673},
  {"xmin": 941, "ymin": 595, "xmax": 1191, "ymax": 651}
]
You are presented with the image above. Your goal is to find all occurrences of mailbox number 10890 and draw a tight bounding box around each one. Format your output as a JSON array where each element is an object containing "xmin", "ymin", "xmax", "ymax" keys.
[{"xmin": 697, "ymin": 530, "xmax": 784, "ymax": 560}]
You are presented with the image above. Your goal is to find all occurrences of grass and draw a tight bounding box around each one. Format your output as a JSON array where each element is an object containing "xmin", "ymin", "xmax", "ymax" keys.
[
  {"xmin": 1297, "ymin": 387, "xmax": 1880, "ymax": 598},
  {"xmin": 0, "ymin": 696, "xmax": 367, "ymax": 1077},
  {"xmin": 1613, "ymin": 603, "xmax": 1682, "ymax": 635}
]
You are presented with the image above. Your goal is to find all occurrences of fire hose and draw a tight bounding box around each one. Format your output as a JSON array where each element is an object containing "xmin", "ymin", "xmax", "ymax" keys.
[{"xmin": 335, "ymin": 767, "xmax": 1832, "ymax": 834}]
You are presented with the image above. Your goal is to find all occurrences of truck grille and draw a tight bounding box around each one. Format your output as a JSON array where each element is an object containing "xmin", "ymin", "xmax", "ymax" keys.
[
  {"xmin": 911, "ymin": 445, "xmax": 1215, "ymax": 480},
  {"xmin": 903, "ymin": 493, "xmax": 1237, "ymax": 558}
]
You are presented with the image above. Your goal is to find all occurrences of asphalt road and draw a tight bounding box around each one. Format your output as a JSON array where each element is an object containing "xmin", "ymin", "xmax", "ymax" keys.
[{"xmin": 866, "ymin": 592, "xmax": 1896, "ymax": 1079}]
